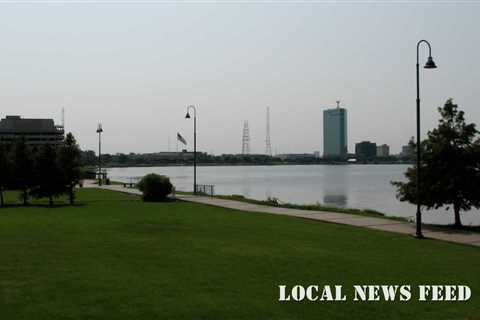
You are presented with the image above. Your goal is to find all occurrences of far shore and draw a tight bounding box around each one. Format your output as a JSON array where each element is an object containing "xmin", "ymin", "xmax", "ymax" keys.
[{"xmin": 101, "ymin": 161, "xmax": 413, "ymax": 168}]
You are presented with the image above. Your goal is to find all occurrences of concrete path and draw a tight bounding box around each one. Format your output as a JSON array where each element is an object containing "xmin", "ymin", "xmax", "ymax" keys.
[{"xmin": 88, "ymin": 183, "xmax": 480, "ymax": 248}]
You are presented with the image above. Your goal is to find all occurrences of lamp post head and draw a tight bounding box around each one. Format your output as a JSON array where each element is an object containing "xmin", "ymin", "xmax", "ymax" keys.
[
  {"xmin": 96, "ymin": 123, "xmax": 103, "ymax": 133},
  {"xmin": 185, "ymin": 112, "xmax": 191, "ymax": 119},
  {"xmin": 424, "ymin": 56, "xmax": 437, "ymax": 69}
]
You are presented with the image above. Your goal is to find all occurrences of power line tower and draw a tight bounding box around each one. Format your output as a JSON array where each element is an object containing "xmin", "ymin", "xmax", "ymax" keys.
[
  {"xmin": 62, "ymin": 107, "xmax": 65, "ymax": 129},
  {"xmin": 242, "ymin": 120, "xmax": 250, "ymax": 155},
  {"xmin": 59, "ymin": 107, "xmax": 66, "ymax": 138},
  {"xmin": 265, "ymin": 106, "xmax": 272, "ymax": 156}
]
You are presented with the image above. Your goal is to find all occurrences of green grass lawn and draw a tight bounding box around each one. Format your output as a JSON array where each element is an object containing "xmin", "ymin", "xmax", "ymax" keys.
[{"xmin": 0, "ymin": 189, "xmax": 479, "ymax": 320}]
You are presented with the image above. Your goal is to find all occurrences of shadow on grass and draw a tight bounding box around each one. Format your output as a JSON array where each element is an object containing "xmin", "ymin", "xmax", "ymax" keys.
[
  {"xmin": 0, "ymin": 198, "xmax": 179, "ymax": 209},
  {"xmin": 424, "ymin": 223, "xmax": 480, "ymax": 233},
  {"xmin": 140, "ymin": 197, "xmax": 179, "ymax": 203},
  {"xmin": 0, "ymin": 202, "xmax": 88, "ymax": 209}
]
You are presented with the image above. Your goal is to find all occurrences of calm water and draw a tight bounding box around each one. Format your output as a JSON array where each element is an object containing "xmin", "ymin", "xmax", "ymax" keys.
[{"xmin": 108, "ymin": 165, "xmax": 479, "ymax": 226}]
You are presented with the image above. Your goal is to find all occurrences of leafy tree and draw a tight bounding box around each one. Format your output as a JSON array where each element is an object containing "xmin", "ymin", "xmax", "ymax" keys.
[
  {"xmin": 117, "ymin": 153, "xmax": 128, "ymax": 164},
  {"xmin": 60, "ymin": 133, "xmax": 82, "ymax": 205},
  {"xmin": 0, "ymin": 143, "xmax": 12, "ymax": 206},
  {"xmin": 137, "ymin": 173, "xmax": 173, "ymax": 202},
  {"xmin": 393, "ymin": 99, "xmax": 480, "ymax": 227},
  {"xmin": 12, "ymin": 137, "xmax": 35, "ymax": 205},
  {"xmin": 30, "ymin": 144, "xmax": 65, "ymax": 206},
  {"xmin": 80, "ymin": 150, "xmax": 97, "ymax": 166}
]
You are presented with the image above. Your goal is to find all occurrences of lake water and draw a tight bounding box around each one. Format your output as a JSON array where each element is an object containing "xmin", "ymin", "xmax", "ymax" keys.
[{"xmin": 107, "ymin": 165, "xmax": 479, "ymax": 226}]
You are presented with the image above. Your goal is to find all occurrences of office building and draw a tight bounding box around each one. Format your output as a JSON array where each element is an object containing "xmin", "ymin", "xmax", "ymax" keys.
[
  {"xmin": 355, "ymin": 141, "xmax": 377, "ymax": 159},
  {"xmin": 0, "ymin": 115, "xmax": 64, "ymax": 145},
  {"xmin": 400, "ymin": 145, "xmax": 413, "ymax": 158},
  {"xmin": 323, "ymin": 104, "xmax": 348, "ymax": 159},
  {"xmin": 376, "ymin": 144, "xmax": 390, "ymax": 157}
]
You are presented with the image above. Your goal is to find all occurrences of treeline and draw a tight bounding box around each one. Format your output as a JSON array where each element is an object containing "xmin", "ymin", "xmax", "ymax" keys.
[
  {"xmin": 80, "ymin": 150, "xmax": 411, "ymax": 167},
  {"xmin": 80, "ymin": 152, "xmax": 318, "ymax": 167},
  {"xmin": 80, "ymin": 151, "xmax": 283, "ymax": 166},
  {"xmin": 0, "ymin": 133, "xmax": 82, "ymax": 206}
]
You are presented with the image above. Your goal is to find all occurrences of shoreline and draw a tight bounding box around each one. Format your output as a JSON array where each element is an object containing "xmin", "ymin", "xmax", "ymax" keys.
[
  {"xmin": 208, "ymin": 193, "xmax": 480, "ymax": 229},
  {"xmin": 102, "ymin": 183, "xmax": 478, "ymax": 229},
  {"xmin": 206, "ymin": 193, "xmax": 480, "ymax": 231},
  {"xmin": 92, "ymin": 183, "xmax": 480, "ymax": 236},
  {"xmin": 177, "ymin": 191, "xmax": 406, "ymax": 221}
]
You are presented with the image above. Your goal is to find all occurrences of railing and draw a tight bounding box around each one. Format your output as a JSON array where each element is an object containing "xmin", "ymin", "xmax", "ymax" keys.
[
  {"xmin": 195, "ymin": 184, "xmax": 215, "ymax": 196},
  {"xmin": 110, "ymin": 176, "xmax": 141, "ymax": 188},
  {"xmin": 110, "ymin": 176, "xmax": 214, "ymax": 196},
  {"xmin": 122, "ymin": 177, "xmax": 140, "ymax": 188}
]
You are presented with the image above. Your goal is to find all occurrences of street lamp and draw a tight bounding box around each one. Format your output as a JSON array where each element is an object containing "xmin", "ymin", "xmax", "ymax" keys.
[
  {"xmin": 96, "ymin": 123, "xmax": 103, "ymax": 186},
  {"xmin": 415, "ymin": 40, "xmax": 437, "ymax": 238},
  {"xmin": 185, "ymin": 105, "xmax": 197, "ymax": 194}
]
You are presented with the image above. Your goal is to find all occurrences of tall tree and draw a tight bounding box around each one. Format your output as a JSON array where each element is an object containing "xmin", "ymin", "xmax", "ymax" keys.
[
  {"xmin": 60, "ymin": 133, "xmax": 82, "ymax": 205},
  {"xmin": 30, "ymin": 144, "xmax": 64, "ymax": 206},
  {"xmin": 0, "ymin": 143, "xmax": 12, "ymax": 206},
  {"xmin": 393, "ymin": 99, "xmax": 480, "ymax": 227},
  {"xmin": 12, "ymin": 137, "xmax": 35, "ymax": 205}
]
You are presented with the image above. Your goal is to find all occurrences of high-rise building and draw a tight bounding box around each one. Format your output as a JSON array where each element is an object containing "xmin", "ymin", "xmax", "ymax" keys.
[
  {"xmin": 376, "ymin": 144, "xmax": 390, "ymax": 157},
  {"xmin": 355, "ymin": 141, "xmax": 377, "ymax": 159},
  {"xmin": 323, "ymin": 102, "xmax": 347, "ymax": 159},
  {"xmin": 400, "ymin": 145, "xmax": 413, "ymax": 158}
]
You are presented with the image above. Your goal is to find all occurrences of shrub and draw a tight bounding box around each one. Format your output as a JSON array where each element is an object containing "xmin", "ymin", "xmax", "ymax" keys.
[{"xmin": 137, "ymin": 174, "xmax": 173, "ymax": 202}]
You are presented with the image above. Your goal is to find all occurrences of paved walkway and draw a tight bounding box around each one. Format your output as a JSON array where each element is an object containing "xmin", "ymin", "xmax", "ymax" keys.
[{"xmin": 87, "ymin": 182, "xmax": 480, "ymax": 247}]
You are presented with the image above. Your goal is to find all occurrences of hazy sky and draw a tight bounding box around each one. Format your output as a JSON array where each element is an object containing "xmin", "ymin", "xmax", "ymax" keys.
[{"xmin": 1, "ymin": 2, "xmax": 479, "ymax": 155}]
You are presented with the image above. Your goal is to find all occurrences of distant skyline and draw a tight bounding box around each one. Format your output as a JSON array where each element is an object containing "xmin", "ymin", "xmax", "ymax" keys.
[{"xmin": 0, "ymin": 3, "xmax": 479, "ymax": 155}]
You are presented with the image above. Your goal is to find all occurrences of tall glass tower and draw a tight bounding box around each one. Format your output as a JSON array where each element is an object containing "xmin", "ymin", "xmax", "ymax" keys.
[{"xmin": 323, "ymin": 103, "xmax": 348, "ymax": 159}]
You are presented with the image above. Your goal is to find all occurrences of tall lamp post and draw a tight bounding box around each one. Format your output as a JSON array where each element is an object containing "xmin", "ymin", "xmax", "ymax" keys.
[
  {"xmin": 415, "ymin": 40, "xmax": 437, "ymax": 238},
  {"xmin": 96, "ymin": 123, "xmax": 103, "ymax": 186},
  {"xmin": 185, "ymin": 105, "xmax": 197, "ymax": 194}
]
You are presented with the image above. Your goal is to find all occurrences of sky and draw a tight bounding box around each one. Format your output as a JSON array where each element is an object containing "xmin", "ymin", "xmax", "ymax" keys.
[{"xmin": 0, "ymin": 1, "xmax": 479, "ymax": 155}]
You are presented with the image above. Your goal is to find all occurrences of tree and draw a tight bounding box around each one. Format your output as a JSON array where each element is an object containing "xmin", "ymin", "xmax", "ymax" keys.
[
  {"xmin": 80, "ymin": 150, "xmax": 97, "ymax": 166},
  {"xmin": 12, "ymin": 138, "xmax": 35, "ymax": 205},
  {"xmin": 137, "ymin": 174, "xmax": 173, "ymax": 202},
  {"xmin": 30, "ymin": 144, "xmax": 65, "ymax": 206},
  {"xmin": 0, "ymin": 143, "xmax": 12, "ymax": 206},
  {"xmin": 60, "ymin": 133, "xmax": 82, "ymax": 205},
  {"xmin": 393, "ymin": 99, "xmax": 480, "ymax": 227}
]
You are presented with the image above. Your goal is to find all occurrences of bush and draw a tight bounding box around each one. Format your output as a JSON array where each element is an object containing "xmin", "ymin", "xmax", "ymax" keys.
[{"xmin": 137, "ymin": 174, "xmax": 173, "ymax": 202}]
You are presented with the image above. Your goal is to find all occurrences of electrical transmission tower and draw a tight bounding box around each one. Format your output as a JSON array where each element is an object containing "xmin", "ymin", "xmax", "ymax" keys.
[
  {"xmin": 62, "ymin": 107, "xmax": 65, "ymax": 129},
  {"xmin": 265, "ymin": 106, "xmax": 272, "ymax": 156},
  {"xmin": 242, "ymin": 120, "xmax": 250, "ymax": 154}
]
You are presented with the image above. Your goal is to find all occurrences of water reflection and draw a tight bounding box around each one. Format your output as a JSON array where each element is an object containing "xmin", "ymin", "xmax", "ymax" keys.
[
  {"xmin": 323, "ymin": 195, "xmax": 348, "ymax": 207},
  {"xmin": 322, "ymin": 166, "xmax": 348, "ymax": 208},
  {"xmin": 240, "ymin": 168, "xmax": 251, "ymax": 198}
]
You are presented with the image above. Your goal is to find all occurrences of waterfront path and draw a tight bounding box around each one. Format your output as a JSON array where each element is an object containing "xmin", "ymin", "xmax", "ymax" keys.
[{"xmin": 86, "ymin": 182, "xmax": 480, "ymax": 247}]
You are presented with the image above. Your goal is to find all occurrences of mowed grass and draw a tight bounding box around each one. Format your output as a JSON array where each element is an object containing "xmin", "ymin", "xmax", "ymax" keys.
[{"xmin": 0, "ymin": 189, "xmax": 479, "ymax": 320}]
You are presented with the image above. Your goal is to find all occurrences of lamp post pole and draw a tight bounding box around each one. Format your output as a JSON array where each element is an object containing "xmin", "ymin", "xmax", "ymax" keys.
[
  {"xmin": 185, "ymin": 105, "xmax": 197, "ymax": 194},
  {"xmin": 415, "ymin": 40, "xmax": 437, "ymax": 238},
  {"xmin": 97, "ymin": 123, "xmax": 103, "ymax": 186}
]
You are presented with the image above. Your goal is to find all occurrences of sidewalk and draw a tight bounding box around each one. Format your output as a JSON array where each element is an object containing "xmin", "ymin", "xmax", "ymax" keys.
[{"xmin": 91, "ymin": 183, "xmax": 480, "ymax": 247}]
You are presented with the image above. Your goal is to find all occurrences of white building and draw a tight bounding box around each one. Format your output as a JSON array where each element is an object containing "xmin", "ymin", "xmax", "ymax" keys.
[{"xmin": 376, "ymin": 144, "xmax": 390, "ymax": 157}]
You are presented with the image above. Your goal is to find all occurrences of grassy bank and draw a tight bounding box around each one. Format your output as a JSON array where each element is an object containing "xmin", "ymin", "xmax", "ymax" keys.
[{"xmin": 0, "ymin": 189, "xmax": 478, "ymax": 319}]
